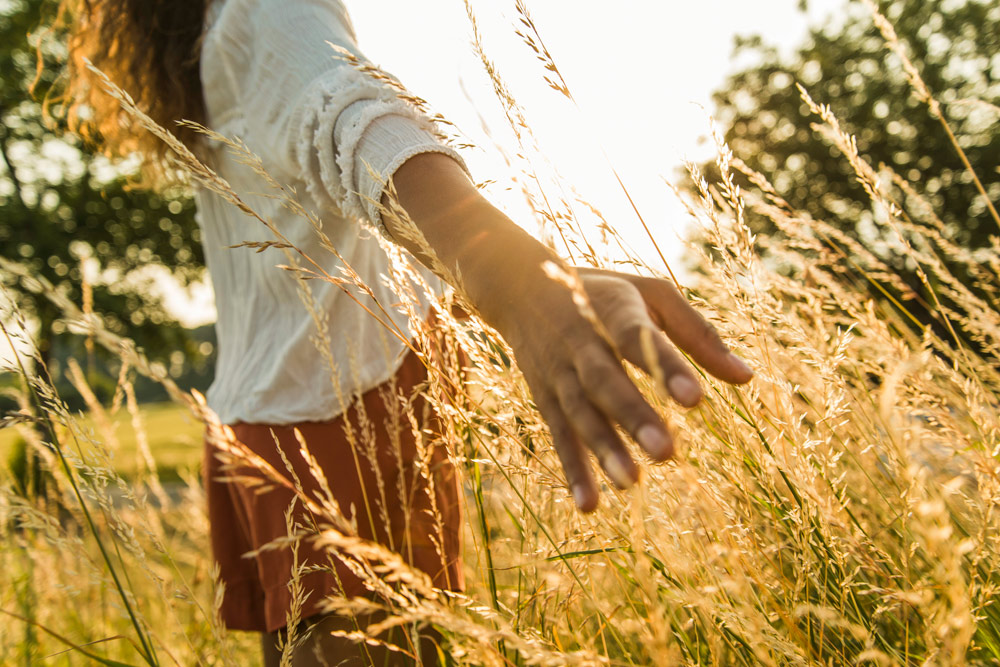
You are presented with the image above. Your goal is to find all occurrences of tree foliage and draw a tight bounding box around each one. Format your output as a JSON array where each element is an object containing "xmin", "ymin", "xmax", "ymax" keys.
[
  {"xmin": 701, "ymin": 0, "xmax": 999, "ymax": 307},
  {"xmin": 1, "ymin": 0, "xmax": 206, "ymax": 369}
]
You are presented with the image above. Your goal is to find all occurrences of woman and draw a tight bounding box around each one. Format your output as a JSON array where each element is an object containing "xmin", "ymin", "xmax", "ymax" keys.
[{"xmin": 57, "ymin": 0, "xmax": 753, "ymax": 663}]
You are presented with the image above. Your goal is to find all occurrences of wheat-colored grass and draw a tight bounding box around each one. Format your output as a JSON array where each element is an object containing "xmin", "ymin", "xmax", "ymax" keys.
[{"xmin": 1, "ymin": 1, "xmax": 998, "ymax": 665}]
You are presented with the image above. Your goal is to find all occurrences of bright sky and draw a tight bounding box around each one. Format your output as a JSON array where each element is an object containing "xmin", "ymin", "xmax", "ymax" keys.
[
  {"xmin": 342, "ymin": 0, "xmax": 845, "ymax": 272},
  {"xmin": 165, "ymin": 0, "xmax": 848, "ymax": 326}
]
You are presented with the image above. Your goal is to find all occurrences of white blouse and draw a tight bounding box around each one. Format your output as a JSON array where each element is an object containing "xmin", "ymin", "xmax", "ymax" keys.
[{"xmin": 196, "ymin": 0, "xmax": 462, "ymax": 424}]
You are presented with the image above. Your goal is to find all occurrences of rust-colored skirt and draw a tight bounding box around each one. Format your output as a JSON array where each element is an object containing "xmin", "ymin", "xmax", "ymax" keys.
[{"xmin": 204, "ymin": 350, "xmax": 464, "ymax": 633}]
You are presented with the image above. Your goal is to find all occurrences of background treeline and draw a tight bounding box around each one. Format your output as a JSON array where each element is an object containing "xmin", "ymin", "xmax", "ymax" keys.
[{"xmin": 693, "ymin": 0, "xmax": 999, "ymax": 354}]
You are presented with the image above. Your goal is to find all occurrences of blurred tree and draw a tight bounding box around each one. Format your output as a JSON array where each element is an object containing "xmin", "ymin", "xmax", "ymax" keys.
[
  {"xmin": 0, "ymin": 0, "xmax": 206, "ymax": 380},
  {"xmin": 698, "ymin": 0, "xmax": 999, "ymax": 317}
]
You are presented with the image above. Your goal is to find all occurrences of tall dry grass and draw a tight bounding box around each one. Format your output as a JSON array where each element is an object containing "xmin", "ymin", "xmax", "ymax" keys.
[{"xmin": 1, "ymin": 1, "xmax": 998, "ymax": 664}]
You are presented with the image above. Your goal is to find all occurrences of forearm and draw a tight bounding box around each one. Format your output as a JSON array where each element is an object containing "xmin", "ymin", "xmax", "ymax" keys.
[
  {"xmin": 380, "ymin": 153, "xmax": 752, "ymax": 512},
  {"xmin": 382, "ymin": 152, "xmax": 565, "ymax": 333}
]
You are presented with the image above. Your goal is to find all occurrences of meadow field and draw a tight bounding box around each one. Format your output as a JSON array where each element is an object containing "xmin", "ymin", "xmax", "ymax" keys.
[
  {"xmin": 1, "ymin": 0, "xmax": 998, "ymax": 665},
  {"xmin": 0, "ymin": 402, "xmax": 203, "ymax": 484}
]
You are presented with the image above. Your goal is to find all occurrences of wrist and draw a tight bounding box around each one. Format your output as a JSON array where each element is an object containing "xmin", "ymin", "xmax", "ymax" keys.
[
  {"xmin": 387, "ymin": 152, "xmax": 569, "ymax": 332},
  {"xmin": 459, "ymin": 220, "xmax": 566, "ymax": 332}
]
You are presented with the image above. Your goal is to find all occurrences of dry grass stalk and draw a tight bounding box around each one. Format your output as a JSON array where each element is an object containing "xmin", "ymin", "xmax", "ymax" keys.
[{"xmin": 1, "ymin": 2, "xmax": 998, "ymax": 665}]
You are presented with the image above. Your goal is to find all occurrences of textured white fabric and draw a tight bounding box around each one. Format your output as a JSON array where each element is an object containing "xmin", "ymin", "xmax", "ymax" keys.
[{"xmin": 195, "ymin": 0, "xmax": 465, "ymax": 424}]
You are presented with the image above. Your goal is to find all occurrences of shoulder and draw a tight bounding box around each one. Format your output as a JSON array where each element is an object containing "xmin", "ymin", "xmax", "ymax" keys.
[
  {"xmin": 201, "ymin": 0, "xmax": 253, "ymax": 61},
  {"xmin": 208, "ymin": 0, "xmax": 357, "ymax": 41}
]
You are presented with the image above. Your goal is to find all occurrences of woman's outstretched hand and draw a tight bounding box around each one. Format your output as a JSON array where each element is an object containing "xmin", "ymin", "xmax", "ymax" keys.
[
  {"xmin": 385, "ymin": 153, "xmax": 753, "ymax": 511},
  {"xmin": 496, "ymin": 268, "xmax": 753, "ymax": 511}
]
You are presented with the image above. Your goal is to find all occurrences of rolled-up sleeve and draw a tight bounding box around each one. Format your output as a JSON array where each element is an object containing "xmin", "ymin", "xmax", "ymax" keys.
[{"xmin": 235, "ymin": 0, "xmax": 467, "ymax": 232}]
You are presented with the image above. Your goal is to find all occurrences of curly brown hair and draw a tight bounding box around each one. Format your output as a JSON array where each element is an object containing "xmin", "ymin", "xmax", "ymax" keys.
[{"xmin": 53, "ymin": 0, "xmax": 208, "ymax": 185}]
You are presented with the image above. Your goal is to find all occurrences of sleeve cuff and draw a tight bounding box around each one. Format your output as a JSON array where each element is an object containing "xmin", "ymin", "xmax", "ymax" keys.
[{"xmin": 335, "ymin": 105, "xmax": 470, "ymax": 235}]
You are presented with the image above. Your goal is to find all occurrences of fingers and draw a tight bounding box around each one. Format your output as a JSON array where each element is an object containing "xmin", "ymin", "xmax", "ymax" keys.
[
  {"xmin": 534, "ymin": 389, "xmax": 599, "ymax": 512},
  {"xmin": 617, "ymin": 324, "xmax": 703, "ymax": 408},
  {"xmin": 632, "ymin": 277, "xmax": 753, "ymax": 385},
  {"xmin": 532, "ymin": 352, "xmax": 669, "ymax": 512},
  {"xmin": 584, "ymin": 275, "xmax": 706, "ymax": 408},
  {"xmin": 554, "ymin": 371, "xmax": 639, "ymax": 490},
  {"xmin": 519, "ymin": 271, "xmax": 755, "ymax": 513},
  {"xmin": 573, "ymin": 348, "xmax": 674, "ymax": 459}
]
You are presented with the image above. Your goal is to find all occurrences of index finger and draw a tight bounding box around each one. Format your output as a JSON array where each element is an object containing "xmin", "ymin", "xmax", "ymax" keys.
[{"xmin": 632, "ymin": 277, "xmax": 753, "ymax": 385}]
